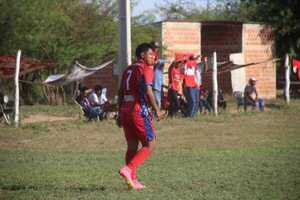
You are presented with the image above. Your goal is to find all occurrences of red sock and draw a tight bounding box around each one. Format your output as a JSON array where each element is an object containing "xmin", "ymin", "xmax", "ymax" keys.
[{"xmin": 128, "ymin": 147, "xmax": 152, "ymax": 175}]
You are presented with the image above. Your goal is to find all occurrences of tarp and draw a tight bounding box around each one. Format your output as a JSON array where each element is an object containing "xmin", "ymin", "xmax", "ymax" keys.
[
  {"xmin": 43, "ymin": 60, "xmax": 114, "ymax": 85},
  {"xmin": 230, "ymin": 53, "xmax": 247, "ymax": 93},
  {"xmin": 0, "ymin": 56, "xmax": 55, "ymax": 79},
  {"xmin": 43, "ymin": 74, "xmax": 66, "ymax": 84}
]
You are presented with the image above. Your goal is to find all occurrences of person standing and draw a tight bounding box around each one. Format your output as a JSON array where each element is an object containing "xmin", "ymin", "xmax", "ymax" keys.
[
  {"xmin": 151, "ymin": 42, "xmax": 164, "ymax": 110},
  {"xmin": 168, "ymin": 61, "xmax": 183, "ymax": 117},
  {"xmin": 194, "ymin": 58, "xmax": 202, "ymax": 114},
  {"xmin": 118, "ymin": 43, "xmax": 161, "ymax": 190},
  {"xmin": 183, "ymin": 56, "xmax": 198, "ymax": 117},
  {"xmin": 153, "ymin": 63, "xmax": 164, "ymax": 109}
]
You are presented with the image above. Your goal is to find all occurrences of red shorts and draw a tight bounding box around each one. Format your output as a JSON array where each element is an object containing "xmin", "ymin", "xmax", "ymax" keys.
[{"xmin": 120, "ymin": 103, "xmax": 156, "ymax": 143}]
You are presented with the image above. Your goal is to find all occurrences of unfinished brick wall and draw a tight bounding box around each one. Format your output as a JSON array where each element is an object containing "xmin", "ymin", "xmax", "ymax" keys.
[
  {"xmin": 162, "ymin": 21, "xmax": 201, "ymax": 58},
  {"xmin": 201, "ymin": 22, "xmax": 243, "ymax": 61},
  {"xmin": 161, "ymin": 21, "xmax": 201, "ymax": 85},
  {"xmin": 82, "ymin": 64, "xmax": 118, "ymax": 100},
  {"xmin": 243, "ymin": 24, "xmax": 276, "ymax": 99},
  {"xmin": 201, "ymin": 22, "xmax": 243, "ymax": 93}
]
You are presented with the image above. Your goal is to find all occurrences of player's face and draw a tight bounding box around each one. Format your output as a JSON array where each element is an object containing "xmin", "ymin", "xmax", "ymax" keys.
[{"xmin": 142, "ymin": 49, "xmax": 155, "ymax": 65}]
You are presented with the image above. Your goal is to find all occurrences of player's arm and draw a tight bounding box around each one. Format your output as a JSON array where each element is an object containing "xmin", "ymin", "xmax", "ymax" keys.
[{"xmin": 145, "ymin": 85, "xmax": 161, "ymax": 121}]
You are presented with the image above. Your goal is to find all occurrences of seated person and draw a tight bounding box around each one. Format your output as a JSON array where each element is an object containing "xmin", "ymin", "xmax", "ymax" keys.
[
  {"xmin": 99, "ymin": 87, "xmax": 112, "ymax": 112},
  {"xmin": 77, "ymin": 87, "xmax": 102, "ymax": 119},
  {"xmin": 244, "ymin": 77, "xmax": 264, "ymax": 111},
  {"xmin": 199, "ymin": 85, "xmax": 212, "ymax": 114},
  {"xmin": 88, "ymin": 85, "xmax": 103, "ymax": 107},
  {"xmin": 207, "ymin": 88, "xmax": 226, "ymax": 112},
  {"xmin": 99, "ymin": 87, "xmax": 108, "ymax": 105},
  {"xmin": 75, "ymin": 86, "xmax": 86, "ymax": 104},
  {"xmin": 218, "ymin": 89, "xmax": 227, "ymax": 110}
]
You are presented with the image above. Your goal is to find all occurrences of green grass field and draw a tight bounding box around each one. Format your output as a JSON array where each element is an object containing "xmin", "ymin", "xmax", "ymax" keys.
[{"xmin": 0, "ymin": 99, "xmax": 300, "ymax": 199}]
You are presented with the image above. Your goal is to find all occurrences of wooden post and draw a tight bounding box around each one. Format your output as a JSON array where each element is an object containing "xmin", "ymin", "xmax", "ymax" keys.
[
  {"xmin": 284, "ymin": 53, "xmax": 290, "ymax": 104},
  {"xmin": 14, "ymin": 50, "xmax": 21, "ymax": 127},
  {"xmin": 212, "ymin": 52, "xmax": 218, "ymax": 116}
]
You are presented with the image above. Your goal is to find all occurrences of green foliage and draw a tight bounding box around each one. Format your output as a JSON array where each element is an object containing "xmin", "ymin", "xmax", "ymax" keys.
[
  {"xmin": 0, "ymin": 0, "xmax": 119, "ymax": 68},
  {"xmin": 241, "ymin": 0, "xmax": 300, "ymax": 58},
  {"xmin": 131, "ymin": 24, "xmax": 161, "ymax": 58}
]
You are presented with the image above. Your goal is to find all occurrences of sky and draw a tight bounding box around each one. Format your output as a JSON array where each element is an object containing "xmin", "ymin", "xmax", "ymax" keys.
[
  {"xmin": 132, "ymin": 0, "xmax": 210, "ymax": 17},
  {"xmin": 132, "ymin": 0, "xmax": 161, "ymax": 16}
]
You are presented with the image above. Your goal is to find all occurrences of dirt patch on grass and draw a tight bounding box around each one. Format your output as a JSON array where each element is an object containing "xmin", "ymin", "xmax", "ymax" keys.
[{"xmin": 22, "ymin": 113, "xmax": 75, "ymax": 124}]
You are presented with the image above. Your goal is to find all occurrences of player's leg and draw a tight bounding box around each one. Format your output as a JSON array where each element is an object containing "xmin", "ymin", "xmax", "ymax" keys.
[
  {"xmin": 127, "ymin": 138, "xmax": 155, "ymax": 172},
  {"xmin": 125, "ymin": 112, "xmax": 156, "ymax": 189},
  {"xmin": 119, "ymin": 116, "xmax": 138, "ymax": 189},
  {"xmin": 125, "ymin": 138, "xmax": 139, "ymax": 181}
]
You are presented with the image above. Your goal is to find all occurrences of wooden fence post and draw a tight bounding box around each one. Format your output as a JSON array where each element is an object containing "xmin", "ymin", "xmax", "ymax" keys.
[
  {"xmin": 212, "ymin": 52, "xmax": 218, "ymax": 116},
  {"xmin": 284, "ymin": 53, "xmax": 290, "ymax": 104},
  {"xmin": 14, "ymin": 50, "xmax": 21, "ymax": 127}
]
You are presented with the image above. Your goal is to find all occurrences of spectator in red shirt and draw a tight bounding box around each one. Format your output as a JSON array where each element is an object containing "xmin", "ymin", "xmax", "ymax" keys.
[
  {"xmin": 183, "ymin": 57, "xmax": 198, "ymax": 117},
  {"xmin": 168, "ymin": 61, "xmax": 183, "ymax": 117}
]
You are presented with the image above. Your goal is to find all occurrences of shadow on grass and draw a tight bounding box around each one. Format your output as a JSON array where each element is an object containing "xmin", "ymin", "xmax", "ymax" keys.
[
  {"xmin": 265, "ymin": 103, "xmax": 286, "ymax": 110},
  {"xmin": 0, "ymin": 184, "xmax": 106, "ymax": 192}
]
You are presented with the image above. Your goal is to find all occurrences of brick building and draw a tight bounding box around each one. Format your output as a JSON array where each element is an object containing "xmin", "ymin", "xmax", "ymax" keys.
[
  {"xmin": 159, "ymin": 20, "xmax": 276, "ymax": 99},
  {"xmin": 83, "ymin": 20, "xmax": 276, "ymax": 100}
]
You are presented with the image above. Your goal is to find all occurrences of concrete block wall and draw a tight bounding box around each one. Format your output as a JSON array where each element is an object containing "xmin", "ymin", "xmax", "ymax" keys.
[
  {"xmin": 243, "ymin": 24, "xmax": 276, "ymax": 99},
  {"xmin": 161, "ymin": 21, "xmax": 201, "ymax": 85},
  {"xmin": 201, "ymin": 22, "xmax": 243, "ymax": 61},
  {"xmin": 201, "ymin": 22, "xmax": 243, "ymax": 93}
]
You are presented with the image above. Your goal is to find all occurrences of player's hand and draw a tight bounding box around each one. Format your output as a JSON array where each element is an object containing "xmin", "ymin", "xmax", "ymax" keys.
[{"xmin": 156, "ymin": 110, "xmax": 161, "ymax": 121}]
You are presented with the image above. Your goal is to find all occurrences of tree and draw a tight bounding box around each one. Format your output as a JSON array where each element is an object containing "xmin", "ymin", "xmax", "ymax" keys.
[
  {"xmin": 241, "ymin": 0, "xmax": 300, "ymax": 58},
  {"xmin": 0, "ymin": 0, "xmax": 119, "ymax": 67},
  {"xmin": 155, "ymin": 0, "xmax": 197, "ymax": 20},
  {"xmin": 0, "ymin": 0, "xmax": 120, "ymax": 104}
]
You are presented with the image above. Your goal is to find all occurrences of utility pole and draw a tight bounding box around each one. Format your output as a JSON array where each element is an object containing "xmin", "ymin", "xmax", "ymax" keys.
[
  {"xmin": 207, "ymin": 0, "xmax": 210, "ymax": 10},
  {"xmin": 118, "ymin": 0, "xmax": 132, "ymax": 77}
]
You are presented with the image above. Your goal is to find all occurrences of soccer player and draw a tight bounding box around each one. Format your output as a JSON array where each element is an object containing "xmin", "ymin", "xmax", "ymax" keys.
[{"xmin": 118, "ymin": 43, "xmax": 161, "ymax": 190}]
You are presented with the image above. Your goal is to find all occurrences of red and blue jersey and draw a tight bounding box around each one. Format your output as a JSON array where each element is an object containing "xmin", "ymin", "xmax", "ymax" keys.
[
  {"xmin": 120, "ymin": 60, "xmax": 154, "ymax": 108},
  {"xmin": 120, "ymin": 59, "xmax": 156, "ymax": 142}
]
